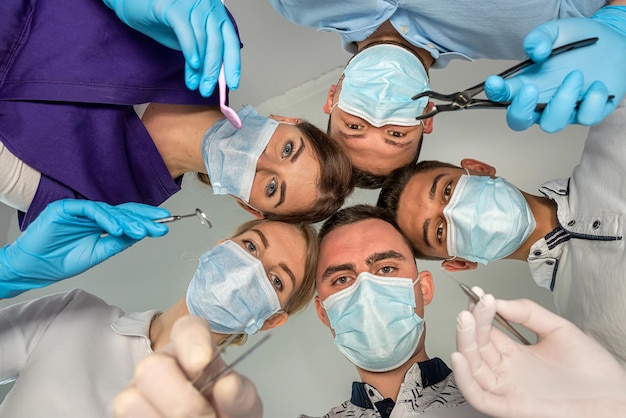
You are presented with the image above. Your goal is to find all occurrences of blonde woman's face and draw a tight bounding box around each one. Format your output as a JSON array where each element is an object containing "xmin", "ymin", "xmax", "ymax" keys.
[
  {"xmin": 231, "ymin": 221, "xmax": 307, "ymax": 308},
  {"xmin": 248, "ymin": 122, "xmax": 321, "ymax": 216}
]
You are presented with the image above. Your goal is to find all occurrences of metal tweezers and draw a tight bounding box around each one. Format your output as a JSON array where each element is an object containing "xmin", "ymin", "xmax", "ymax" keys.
[
  {"xmin": 413, "ymin": 38, "xmax": 612, "ymax": 120},
  {"xmin": 191, "ymin": 333, "xmax": 272, "ymax": 396},
  {"xmin": 457, "ymin": 282, "xmax": 532, "ymax": 345}
]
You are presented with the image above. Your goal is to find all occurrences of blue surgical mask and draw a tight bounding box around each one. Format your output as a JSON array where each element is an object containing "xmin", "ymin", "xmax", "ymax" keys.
[
  {"xmin": 186, "ymin": 240, "xmax": 282, "ymax": 335},
  {"xmin": 444, "ymin": 174, "xmax": 536, "ymax": 264},
  {"xmin": 336, "ymin": 44, "xmax": 430, "ymax": 127},
  {"xmin": 201, "ymin": 105, "xmax": 278, "ymax": 201},
  {"xmin": 322, "ymin": 272, "xmax": 424, "ymax": 372}
]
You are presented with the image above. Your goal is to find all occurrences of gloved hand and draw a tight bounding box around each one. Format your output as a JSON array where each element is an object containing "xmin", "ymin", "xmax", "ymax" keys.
[
  {"xmin": 113, "ymin": 316, "xmax": 263, "ymax": 418},
  {"xmin": 0, "ymin": 199, "xmax": 170, "ymax": 298},
  {"xmin": 102, "ymin": 0, "xmax": 241, "ymax": 97},
  {"xmin": 451, "ymin": 290, "xmax": 626, "ymax": 418},
  {"xmin": 485, "ymin": 6, "xmax": 626, "ymax": 132}
]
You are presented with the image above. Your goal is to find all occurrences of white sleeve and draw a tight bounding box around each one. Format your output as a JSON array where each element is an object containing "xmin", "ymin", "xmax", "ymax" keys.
[{"xmin": 0, "ymin": 142, "xmax": 40, "ymax": 212}]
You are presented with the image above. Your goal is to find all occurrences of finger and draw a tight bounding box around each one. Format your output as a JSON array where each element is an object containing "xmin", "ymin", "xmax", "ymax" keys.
[
  {"xmin": 539, "ymin": 70, "xmax": 584, "ymax": 133},
  {"xmin": 170, "ymin": 316, "xmax": 217, "ymax": 377},
  {"xmin": 523, "ymin": 21, "xmax": 560, "ymax": 63},
  {"xmin": 455, "ymin": 311, "xmax": 498, "ymax": 388},
  {"xmin": 134, "ymin": 353, "xmax": 214, "ymax": 417},
  {"xmin": 495, "ymin": 298, "xmax": 570, "ymax": 339},
  {"xmin": 485, "ymin": 75, "xmax": 515, "ymax": 102},
  {"xmin": 472, "ymin": 294, "xmax": 504, "ymax": 370},
  {"xmin": 452, "ymin": 351, "xmax": 517, "ymax": 417},
  {"xmin": 116, "ymin": 203, "xmax": 171, "ymax": 220},
  {"xmin": 576, "ymin": 80, "xmax": 613, "ymax": 126},
  {"xmin": 113, "ymin": 387, "xmax": 161, "ymax": 418},
  {"xmin": 221, "ymin": 17, "xmax": 241, "ymax": 90},
  {"xmin": 467, "ymin": 285, "xmax": 484, "ymax": 311},
  {"xmin": 199, "ymin": 7, "xmax": 227, "ymax": 97},
  {"xmin": 167, "ymin": 4, "xmax": 201, "ymax": 71},
  {"xmin": 212, "ymin": 373, "xmax": 263, "ymax": 418},
  {"xmin": 506, "ymin": 84, "xmax": 541, "ymax": 131},
  {"xmin": 60, "ymin": 200, "xmax": 124, "ymax": 236}
]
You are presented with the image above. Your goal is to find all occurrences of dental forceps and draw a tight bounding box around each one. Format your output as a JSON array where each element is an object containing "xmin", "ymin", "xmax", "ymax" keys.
[
  {"xmin": 413, "ymin": 38, "xmax": 606, "ymax": 121},
  {"xmin": 444, "ymin": 273, "xmax": 532, "ymax": 345},
  {"xmin": 192, "ymin": 333, "xmax": 272, "ymax": 396},
  {"xmin": 100, "ymin": 208, "xmax": 211, "ymax": 237}
]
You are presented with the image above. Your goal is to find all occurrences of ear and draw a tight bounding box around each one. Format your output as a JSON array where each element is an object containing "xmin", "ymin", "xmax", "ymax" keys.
[
  {"xmin": 417, "ymin": 270, "xmax": 434, "ymax": 306},
  {"xmin": 269, "ymin": 114, "xmax": 301, "ymax": 124},
  {"xmin": 322, "ymin": 85, "xmax": 337, "ymax": 114},
  {"xmin": 441, "ymin": 258, "xmax": 478, "ymax": 272},
  {"xmin": 460, "ymin": 158, "xmax": 496, "ymax": 177},
  {"xmin": 421, "ymin": 101, "xmax": 435, "ymax": 134},
  {"xmin": 314, "ymin": 295, "xmax": 331, "ymax": 328},
  {"xmin": 260, "ymin": 311, "xmax": 288, "ymax": 331},
  {"xmin": 235, "ymin": 198, "xmax": 264, "ymax": 219}
]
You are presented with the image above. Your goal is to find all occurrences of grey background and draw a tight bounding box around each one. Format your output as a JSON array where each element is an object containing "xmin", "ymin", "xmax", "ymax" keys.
[{"xmin": 0, "ymin": 2, "xmax": 589, "ymax": 417}]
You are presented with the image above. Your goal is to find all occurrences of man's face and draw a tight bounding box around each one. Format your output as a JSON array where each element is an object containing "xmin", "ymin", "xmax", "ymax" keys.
[
  {"xmin": 315, "ymin": 218, "xmax": 425, "ymax": 319},
  {"xmin": 323, "ymin": 81, "xmax": 433, "ymax": 177},
  {"xmin": 396, "ymin": 164, "xmax": 491, "ymax": 260}
]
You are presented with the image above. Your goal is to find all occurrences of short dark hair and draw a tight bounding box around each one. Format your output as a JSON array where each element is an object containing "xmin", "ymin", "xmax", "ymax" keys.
[{"xmin": 319, "ymin": 204, "xmax": 417, "ymax": 259}]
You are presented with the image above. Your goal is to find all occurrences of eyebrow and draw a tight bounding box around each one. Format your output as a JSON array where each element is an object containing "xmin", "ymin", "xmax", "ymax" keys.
[
  {"xmin": 273, "ymin": 137, "xmax": 305, "ymax": 209},
  {"xmin": 250, "ymin": 228, "xmax": 269, "ymax": 248},
  {"xmin": 430, "ymin": 173, "xmax": 444, "ymax": 201},
  {"xmin": 279, "ymin": 262, "xmax": 296, "ymax": 289},
  {"xmin": 338, "ymin": 130, "xmax": 365, "ymax": 140},
  {"xmin": 365, "ymin": 250, "xmax": 406, "ymax": 266},
  {"xmin": 422, "ymin": 218, "xmax": 432, "ymax": 249},
  {"xmin": 321, "ymin": 263, "xmax": 356, "ymax": 282}
]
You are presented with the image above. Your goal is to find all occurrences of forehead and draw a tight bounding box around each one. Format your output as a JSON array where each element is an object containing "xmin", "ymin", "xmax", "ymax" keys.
[{"xmin": 318, "ymin": 219, "xmax": 412, "ymax": 270}]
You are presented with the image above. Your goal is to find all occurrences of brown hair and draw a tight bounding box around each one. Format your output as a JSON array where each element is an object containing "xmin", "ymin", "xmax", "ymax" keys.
[
  {"xmin": 197, "ymin": 121, "xmax": 354, "ymax": 223},
  {"xmin": 319, "ymin": 204, "xmax": 416, "ymax": 259}
]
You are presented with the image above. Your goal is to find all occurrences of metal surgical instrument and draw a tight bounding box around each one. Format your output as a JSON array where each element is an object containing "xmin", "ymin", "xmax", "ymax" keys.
[
  {"xmin": 100, "ymin": 208, "xmax": 211, "ymax": 237},
  {"xmin": 444, "ymin": 273, "xmax": 532, "ymax": 345},
  {"xmin": 413, "ymin": 38, "xmax": 613, "ymax": 120},
  {"xmin": 192, "ymin": 333, "xmax": 272, "ymax": 397}
]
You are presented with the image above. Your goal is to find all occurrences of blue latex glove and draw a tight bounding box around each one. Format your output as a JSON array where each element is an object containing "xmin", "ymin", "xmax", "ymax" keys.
[
  {"xmin": 0, "ymin": 200, "xmax": 170, "ymax": 298},
  {"xmin": 102, "ymin": 0, "xmax": 241, "ymax": 97},
  {"xmin": 485, "ymin": 6, "xmax": 626, "ymax": 132}
]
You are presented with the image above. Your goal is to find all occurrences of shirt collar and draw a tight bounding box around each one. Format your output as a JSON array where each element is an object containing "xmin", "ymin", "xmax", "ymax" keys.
[{"xmin": 111, "ymin": 309, "xmax": 162, "ymax": 339}]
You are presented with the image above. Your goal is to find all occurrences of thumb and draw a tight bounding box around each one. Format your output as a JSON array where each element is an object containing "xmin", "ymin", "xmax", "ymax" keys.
[
  {"xmin": 506, "ymin": 84, "xmax": 540, "ymax": 131},
  {"xmin": 212, "ymin": 373, "xmax": 262, "ymax": 418},
  {"xmin": 523, "ymin": 21, "xmax": 561, "ymax": 63},
  {"xmin": 92, "ymin": 235, "xmax": 138, "ymax": 265}
]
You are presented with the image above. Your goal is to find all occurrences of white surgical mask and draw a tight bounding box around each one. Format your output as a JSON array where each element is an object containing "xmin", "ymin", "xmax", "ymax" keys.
[
  {"xmin": 337, "ymin": 44, "xmax": 430, "ymax": 127},
  {"xmin": 322, "ymin": 272, "xmax": 424, "ymax": 372},
  {"xmin": 444, "ymin": 174, "xmax": 536, "ymax": 264},
  {"xmin": 201, "ymin": 105, "xmax": 277, "ymax": 201},
  {"xmin": 186, "ymin": 240, "xmax": 282, "ymax": 335}
]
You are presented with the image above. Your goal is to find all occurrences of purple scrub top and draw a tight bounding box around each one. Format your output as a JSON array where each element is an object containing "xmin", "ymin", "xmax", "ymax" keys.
[{"xmin": 0, "ymin": 0, "xmax": 241, "ymax": 230}]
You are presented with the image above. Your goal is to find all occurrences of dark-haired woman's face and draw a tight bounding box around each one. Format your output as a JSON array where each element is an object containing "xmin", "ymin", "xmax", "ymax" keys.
[{"xmin": 248, "ymin": 120, "xmax": 321, "ymax": 216}]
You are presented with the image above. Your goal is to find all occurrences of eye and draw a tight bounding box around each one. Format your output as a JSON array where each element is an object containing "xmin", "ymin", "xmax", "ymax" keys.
[
  {"xmin": 346, "ymin": 123, "xmax": 363, "ymax": 130},
  {"xmin": 331, "ymin": 276, "xmax": 353, "ymax": 287},
  {"xmin": 243, "ymin": 239, "xmax": 257, "ymax": 255},
  {"xmin": 443, "ymin": 181, "xmax": 452, "ymax": 202},
  {"xmin": 282, "ymin": 141, "xmax": 294, "ymax": 158},
  {"xmin": 388, "ymin": 130, "xmax": 405, "ymax": 138},
  {"xmin": 436, "ymin": 222, "xmax": 444, "ymax": 243},
  {"xmin": 270, "ymin": 274, "xmax": 284, "ymax": 291},
  {"xmin": 266, "ymin": 178, "xmax": 278, "ymax": 197},
  {"xmin": 377, "ymin": 265, "xmax": 396, "ymax": 275}
]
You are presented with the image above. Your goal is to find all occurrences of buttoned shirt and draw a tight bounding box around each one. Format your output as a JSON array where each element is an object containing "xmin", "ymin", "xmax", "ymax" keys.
[
  {"xmin": 0, "ymin": 289, "xmax": 159, "ymax": 418},
  {"xmin": 528, "ymin": 98, "xmax": 626, "ymax": 366},
  {"xmin": 300, "ymin": 358, "xmax": 486, "ymax": 417},
  {"xmin": 269, "ymin": 0, "xmax": 605, "ymax": 68}
]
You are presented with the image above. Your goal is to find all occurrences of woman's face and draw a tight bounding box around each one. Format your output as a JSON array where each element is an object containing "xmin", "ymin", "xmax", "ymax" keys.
[
  {"xmin": 248, "ymin": 121, "xmax": 321, "ymax": 216},
  {"xmin": 231, "ymin": 221, "xmax": 307, "ymax": 309}
]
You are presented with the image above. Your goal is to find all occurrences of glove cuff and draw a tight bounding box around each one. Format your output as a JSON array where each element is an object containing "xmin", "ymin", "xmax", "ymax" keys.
[
  {"xmin": 0, "ymin": 246, "xmax": 28, "ymax": 298},
  {"xmin": 592, "ymin": 6, "xmax": 626, "ymax": 36}
]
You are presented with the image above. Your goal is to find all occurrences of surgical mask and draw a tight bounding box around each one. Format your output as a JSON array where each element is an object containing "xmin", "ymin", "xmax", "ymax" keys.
[
  {"xmin": 444, "ymin": 174, "xmax": 536, "ymax": 264},
  {"xmin": 186, "ymin": 240, "xmax": 282, "ymax": 335},
  {"xmin": 336, "ymin": 44, "xmax": 430, "ymax": 127},
  {"xmin": 322, "ymin": 272, "xmax": 424, "ymax": 372},
  {"xmin": 201, "ymin": 104, "xmax": 278, "ymax": 201}
]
